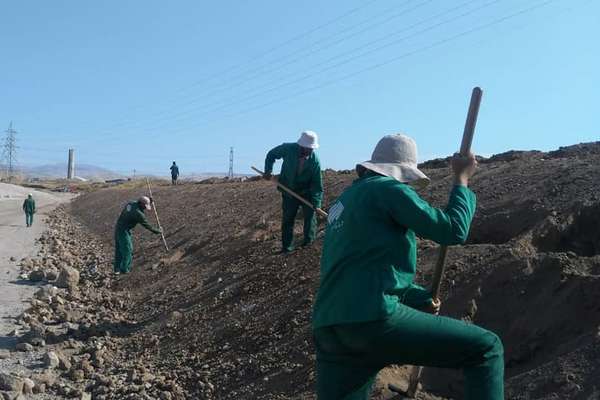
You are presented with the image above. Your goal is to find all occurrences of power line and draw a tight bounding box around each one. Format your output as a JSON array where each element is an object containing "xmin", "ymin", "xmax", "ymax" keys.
[
  {"xmin": 59, "ymin": 0, "xmax": 383, "ymax": 136},
  {"xmin": 71, "ymin": 1, "xmax": 416, "ymax": 136},
  {"xmin": 126, "ymin": 0, "xmax": 564, "ymax": 139},
  {"xmin": 66, "ymin": 0, "xmax": 499, "ymax": 146},
  {"xmin": 26, "ymin": 0, "xmax": 566, "ymax": 155},
  {"xmin": 73, "ymin": 0, "xmax": 503, "ymax": 143},
  {"xmin": 160, "ymin": 0, "xmax": 498, "ymax": 125}
]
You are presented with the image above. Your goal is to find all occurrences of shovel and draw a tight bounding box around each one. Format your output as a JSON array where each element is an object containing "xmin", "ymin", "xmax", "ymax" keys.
[
  {"xmin": 146, "ymin": 178, "xmax": 170, "ymax": 252},
  {"xmin": 251, "ymin": 166, "xmax": 328, "ymax": 219},
  {"xmin": 403, "ymin": 87, "xmax": 483, "ymax": 398}
]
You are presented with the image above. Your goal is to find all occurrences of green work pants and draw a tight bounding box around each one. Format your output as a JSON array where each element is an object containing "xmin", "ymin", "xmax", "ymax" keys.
[
  {"xmin": 114, "ymin": 228, "xmax": 133, "ymax": 274},
  {"xmin": 314, "ymin": 302, "xmax": 504, "ymax": 400},
  {"xmin": 25, "ymin": 212, "xmax": 33, "ymax": 227},
  {"xmin": 281, "ymin": 194, "xmax": 316, "ymax": 252}
]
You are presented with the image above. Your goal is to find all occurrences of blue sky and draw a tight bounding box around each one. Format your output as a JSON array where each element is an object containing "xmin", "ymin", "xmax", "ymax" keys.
[{"xmin": 1, "ymin": 0, "xmax": 598, "ymax": 176}]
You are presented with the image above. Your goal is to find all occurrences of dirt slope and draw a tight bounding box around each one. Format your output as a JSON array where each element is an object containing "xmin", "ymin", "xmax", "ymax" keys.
[{"xmin": 68, "ymin": 142, "xmax": 600, "ymax": 399}]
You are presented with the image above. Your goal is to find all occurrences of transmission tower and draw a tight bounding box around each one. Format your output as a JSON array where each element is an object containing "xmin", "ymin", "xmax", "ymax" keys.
[
  {"xmin": 228, "ymin": 147, "xmax": 234, "ymax": 179},
  {"xmin": 2, "ymin": 122, "xmax": 18, "ymax": 182}
]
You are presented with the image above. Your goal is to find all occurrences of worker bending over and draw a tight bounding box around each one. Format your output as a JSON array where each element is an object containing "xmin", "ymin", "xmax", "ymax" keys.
[
  {"xmin": 312, "ymin": 134, "xmax": 504, "ymax": 399},
  {"xmin": 114, "ymin": 196, "xmax": 162, "ymax": 274},
  {"xmin": 264, "ymin": 131, "xmax": 323, "ymax": 253},
  {"xmin": 22, "ymin": 193, "xmax": 36, "ymax": 227}
]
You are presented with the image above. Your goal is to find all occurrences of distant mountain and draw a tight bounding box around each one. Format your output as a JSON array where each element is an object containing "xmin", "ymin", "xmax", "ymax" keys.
[{"xmin": 20, "ymin": 163, "xmax": 124, "ymax": 181}]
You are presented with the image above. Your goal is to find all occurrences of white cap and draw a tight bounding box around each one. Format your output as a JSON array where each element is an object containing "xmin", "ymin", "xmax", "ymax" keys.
[
  {"xmin": 358, "ymin": 134, "xmax": 430, "ymax": 188},
  {"xmin": 138, "ymin": 196, "xmax": 152, "ymax": 210},
  {"xmin": 297, "ymin": 131, "xmax": 319, "ymax": 149}
]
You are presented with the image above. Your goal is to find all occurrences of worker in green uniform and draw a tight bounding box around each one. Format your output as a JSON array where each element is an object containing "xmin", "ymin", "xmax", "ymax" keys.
[
  {"xmin": 170, "ymin": 161, "xmax": 179, "ymax": 185},
  {"xmin": 264, "ymin": 131, "xmax": 323, "ymax": 253},
  {"xmin": 114, "ymin": 196, "xmax": 162, "ymax": 274},
  {"xmin": 312, "ymin": 134, "xmax": 504, "ymax": 400},
  {"xmin": 22, "ymin": 193, "xmax": 36, "ymax": 227}
]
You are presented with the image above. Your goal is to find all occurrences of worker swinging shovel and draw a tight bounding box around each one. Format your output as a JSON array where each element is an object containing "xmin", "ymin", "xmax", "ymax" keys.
[
  {"xmin": 252, "ymin": 166, "xmax": 328, "ymax": 219},
  {"xmin": 393, "ymin": 87, "xmax": 488, "ymax": 399},
  {"xmin": 113, "ymin": 189, "xmax": 167, "ymax": 275},
  {"xmin": 255, "ymin": 131, "xmax": 328, "ymax": 253},
  {"xmin": 311, "ymin": 87, "xmax": 503, "ymax": 400}
]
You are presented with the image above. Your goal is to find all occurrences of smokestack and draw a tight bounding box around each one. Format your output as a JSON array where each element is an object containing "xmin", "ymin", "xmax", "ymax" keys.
[{"xmin": 67, "ymin": 149, "xmax": 75, "ymax": 179}]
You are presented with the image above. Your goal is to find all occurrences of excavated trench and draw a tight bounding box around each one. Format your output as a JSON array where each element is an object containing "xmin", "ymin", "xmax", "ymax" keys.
[
  {"xmin": 533, "ymin": 202, "xmax": 600, "ymax": 256},
  {"xmin": 422, "ymin": 201, "xmax": 600, "ymax": 398}
]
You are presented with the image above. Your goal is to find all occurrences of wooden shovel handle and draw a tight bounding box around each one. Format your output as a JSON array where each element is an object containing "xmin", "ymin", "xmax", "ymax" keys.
[
  {"xmin": 431, "ymin": 87, "xmax": 482, "ymax": 300},
  {"xmin": 251, "ymin": 166, "xmax": 328, "ymax": 219},
  {"xmin": 146, "ymin": 178, "xmax": 169, "ymax": 252},
  {"xmin": 406, "ymin": 87, "xmax": 483, "ymax": 398}
]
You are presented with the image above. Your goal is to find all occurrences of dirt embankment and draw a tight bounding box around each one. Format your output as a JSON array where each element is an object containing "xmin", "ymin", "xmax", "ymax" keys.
[{"xmin": 63, "ymin": 142, "xmax": 600, "ymax": 399}]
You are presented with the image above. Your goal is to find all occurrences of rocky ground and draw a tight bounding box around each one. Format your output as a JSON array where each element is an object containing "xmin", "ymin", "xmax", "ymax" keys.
[
  {"xmin": 1, "ymin": 210, "xmax": 190, "ymax": 400},
  {"xmin": 2, "ymin": 142, "xmax": 599, "ymax": 399}
]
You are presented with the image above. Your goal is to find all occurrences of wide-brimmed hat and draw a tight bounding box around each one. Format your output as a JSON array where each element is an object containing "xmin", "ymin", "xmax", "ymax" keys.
[
  {"xmin": 358, "ymin": 134, "xmax": 430, "ymax": 188},
  {"xmin": 297, "ymin": 131, "xmax": 319, "ymax": 149},
  {"xmin": 138, "ymin": 196, "xmax": 152, "ymax": 211}
]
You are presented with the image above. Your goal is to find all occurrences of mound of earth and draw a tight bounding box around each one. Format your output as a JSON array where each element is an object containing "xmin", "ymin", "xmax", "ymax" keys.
[{"xmin": 62, "ymin": 142, "xmax": 600, "ymax": 399}]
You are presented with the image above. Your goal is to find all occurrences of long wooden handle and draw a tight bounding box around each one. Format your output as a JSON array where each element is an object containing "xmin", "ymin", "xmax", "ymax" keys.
[
  {"xmin": 146, "ymin": 178, "xmax": 169, "ymax": 252},
  {"xmin": 430, "ymin": 86, "xmax": 482, "ymax": 300},
  {"xmin": 406, "ymin": 87, "xmax": 483, "ymax": 398},
  {"xmin": 251, "ymin": 166, "xmax": 328, "ymax": 219}
]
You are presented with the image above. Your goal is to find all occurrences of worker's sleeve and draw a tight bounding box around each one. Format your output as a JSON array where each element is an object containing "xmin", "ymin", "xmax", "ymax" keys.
[
  {"xmin": 32, "ymin": 200, "xmax": 36, "ymax": 213},
  {"xmin": 380, "ymin": 182, "xmax": 476, "ymax": 246},
  {"xmin": 264, "ymin": 144, "xmax": 288, "ymax": 175},
  {"xmin": 136, "ymin": 211, "xmax": 161, "ymax": 234},
  {"xmin": 310, "ymin": 163, "xmax": 324, "ymax": 208},
  {"xmin": 22, "ymin": 200, "xmax": 26, "ymax": 211}
]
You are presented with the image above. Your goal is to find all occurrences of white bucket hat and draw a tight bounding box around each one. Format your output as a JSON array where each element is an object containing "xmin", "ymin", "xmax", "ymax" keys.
[
  {"xmin": 138, "ymin": 196, "xmax": 152, "ymax": 210},
  {"xmin": 358, "ymin": 134, "xmax": 430, "ymax": 188},
  {"xmin": 297, "ymin": 131, "xmax": 319, "ymax": 149}
]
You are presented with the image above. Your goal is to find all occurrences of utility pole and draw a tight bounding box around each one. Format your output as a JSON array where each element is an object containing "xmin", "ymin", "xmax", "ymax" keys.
[
  {"xmin": 2, "ymin": 122, "xmax": 18, "ymax": 182},
  {"xmin": 228, "ymin": 147, "xmax": 234, "ymax": 179},
  {"xmin": 67, "ymin": 148, "xmax": 75, "ymax": 179}
]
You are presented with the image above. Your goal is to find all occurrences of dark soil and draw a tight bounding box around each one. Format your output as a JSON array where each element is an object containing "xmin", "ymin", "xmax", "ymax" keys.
[{"xmin": 68, "ymin": 142, "xmax": 600, "ymax": 399}]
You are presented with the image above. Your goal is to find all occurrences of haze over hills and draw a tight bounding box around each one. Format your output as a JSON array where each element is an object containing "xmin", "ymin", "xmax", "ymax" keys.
[
  {"xmin": 28, "ymin": 163, "xmax": 123, "ymax": 180},
  {"xmin": 2, "ymin": 162, "xmax": 250, "ymax": 181},
  {"xmin": 2, "ymin": 163, "xmax": 125, "ymax": 181}
]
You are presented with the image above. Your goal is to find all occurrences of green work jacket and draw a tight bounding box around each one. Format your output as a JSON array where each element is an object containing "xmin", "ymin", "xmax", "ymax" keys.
[
  {"xmin": 264, "ymin": 142, "xmax": 323, "ymax": 208},
  {"xmin": 115, "ymin": 202, "xmax": 160, "ymax": 234},
  {"xmin": 23, "ymin": 198, "xmax": 36, "ymax": 214},
  {"xmin": 312, "ymin": 174, "xmax": 476, "ymax": 329}
]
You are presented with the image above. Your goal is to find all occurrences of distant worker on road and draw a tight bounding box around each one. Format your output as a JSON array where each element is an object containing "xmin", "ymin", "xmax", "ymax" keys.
[
  {"xmin": 22, "ymin": 193, "xmax": 36, "ymax": 227},
  {"xmin": 170, "ymin": 161, "xmax": 180, "ymax": 185},
  {"xmin": 114, "ymin": 196, "xmax": 162, "ymax": 274},
  {"xmin": 312, "ymin": 134, "xmax": 504, "ymax": 399},
  {"xmin": 264, "ymin": 131, "xmax": 323, "ymax": 253}
]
